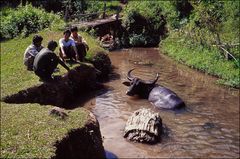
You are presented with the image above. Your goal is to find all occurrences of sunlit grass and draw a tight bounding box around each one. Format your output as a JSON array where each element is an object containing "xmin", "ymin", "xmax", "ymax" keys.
[
  {"xmin": 160, "ymin": 34, "xmax": 240, "ymax": 88},
  {"xmin": 1, "ymin": 104, "xmax": 88, "ymax": 158},
  {"xmin": 0, "ymin": 29, "xmax": 104, "ymax": 158},
  {"xmin": 1, "ymin": 29, "xmax": 104, "ymax": 96}
]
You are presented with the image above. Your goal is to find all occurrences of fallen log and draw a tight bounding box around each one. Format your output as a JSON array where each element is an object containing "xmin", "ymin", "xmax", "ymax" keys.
[{"xmin": 123, "ymin": 108, "xmax": 162, "ymax": 144}]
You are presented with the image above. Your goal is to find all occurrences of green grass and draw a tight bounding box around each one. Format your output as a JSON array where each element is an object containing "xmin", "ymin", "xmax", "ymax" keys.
[
  {"xmin": 1, "ymin": 105, "xmax": 89, "ymax": 158},
  {"xmin": 80, "ymin": 31, "xmax": 105, "ymax": 59},
  {"xmin": 1, "ymin": 29, "xmax": 104, "ymax": 96},
  {"xmin": 0, "ymin": 29, "xmax": 105, "ymax": 158},
  {"xmin": 160, "ymin": 34, "xmax": 240, "ymax": 88}
]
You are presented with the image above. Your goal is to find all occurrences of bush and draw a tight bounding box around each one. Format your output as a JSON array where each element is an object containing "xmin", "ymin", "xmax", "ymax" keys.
[
  {"xmin": 0, "ymin": 4, "xmax": 65, "ymax": 39},
  {"xmin": 121, "ymin": 1, "xmax": 168, "ymax": 47},
  {"xmin": 180, "ymin": 1, "xmax": 240, "ymax": 58},
  {"xmin": 129, "ymin": 34, "xmax": 146, "ymax": 47},
  {"xmin": 62, "ymin": 0, "xmax": 121, "ymax": 21}
]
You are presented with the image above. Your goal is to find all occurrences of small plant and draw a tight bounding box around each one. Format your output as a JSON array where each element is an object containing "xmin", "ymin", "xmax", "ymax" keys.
[
  {"xmin": 129, "ymin": 34, "xmax": 146, "ymax": 47},
  {"xmin": 88, "ymin": 28, "xmax": 97, "ymax": 37}
]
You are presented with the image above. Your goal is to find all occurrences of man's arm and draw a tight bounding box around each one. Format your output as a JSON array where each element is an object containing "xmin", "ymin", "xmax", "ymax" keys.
[
  {"xmin": 70, "ymin": 40, "xmax": 79, "ymax": 60},
  {"xmin": 80, "ymin": 36, "xmax": 89, "ymax": 51},
  {"xmin": 72, "ymin": 45, "xmax": 79, "ymax": 60},
  {"xmin": 59, "ymin": 39, "xmax": 67, "ymax": 58},
  {"xmin": 60, "ymin": 46, "xmax": 67, "ymax": 58},
  {"xmin": 58, "ymin": 58, "xmax": 70, "ymax": 71}
]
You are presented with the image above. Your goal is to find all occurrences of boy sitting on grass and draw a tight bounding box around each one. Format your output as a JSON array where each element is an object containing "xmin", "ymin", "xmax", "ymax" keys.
[
  {"xmin": 70, "ymin": 26, "xmax": 89, "ymax": 62},
  {"xmin": 59, "ymin": 29, "xmax": 79, "ymax": 62},
  {"xmin": 23, "ymin": 35, "xmax": 43, "ymax": 71}
]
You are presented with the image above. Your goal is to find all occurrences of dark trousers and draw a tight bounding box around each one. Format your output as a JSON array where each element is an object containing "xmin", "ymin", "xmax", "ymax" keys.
[
  {"xmin": 34, "ymin": 62, "xmax": 58, "ymax": 82},
  {"xmin": 26, "ymin": 56, "xmax": 35, "ymax": 71},
  {"xmin": 76, "ymin": 43, "xmax": 87, "ymax": 62},
  {"xmin": 59, "ymin": 46, "xmax": 76, "ymax": 60},
  {"xmin": 59, "ymin": 45, "xmax": 87, "ymax": 62}
]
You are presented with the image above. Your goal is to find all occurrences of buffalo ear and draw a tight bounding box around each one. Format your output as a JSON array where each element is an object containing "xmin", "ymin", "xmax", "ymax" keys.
[{"xmin": 122, "ymin": 81, "xmax": 131, "ymax": 86}]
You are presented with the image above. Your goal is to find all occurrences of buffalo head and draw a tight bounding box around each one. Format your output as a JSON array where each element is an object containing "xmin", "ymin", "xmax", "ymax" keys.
[{"xmin": 122, "ymin": 69, "xmax": 159, "ymax": 98}]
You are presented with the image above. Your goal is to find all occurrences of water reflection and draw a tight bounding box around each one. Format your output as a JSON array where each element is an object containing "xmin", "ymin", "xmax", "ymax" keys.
[{"xmin": 87, "ymin": 48, "xmax": 239, "ymax": 158}]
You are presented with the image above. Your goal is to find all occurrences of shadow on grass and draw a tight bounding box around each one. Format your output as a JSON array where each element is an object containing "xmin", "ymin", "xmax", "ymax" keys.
[{"xmin": 1, "ymin": 66, "xmax": 120, "ymax": 110}]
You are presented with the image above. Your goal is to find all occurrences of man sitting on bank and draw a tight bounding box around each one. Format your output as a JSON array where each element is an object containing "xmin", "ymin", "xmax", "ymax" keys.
[
  {"xmin": 70, "ymin": 26, "xmax": 89, "ymax": 62},
  {"xmin": 23, "ymin": 35, "xmax": 43, "ymax": 71},
  {"xmin": 33, "ymin": 40, "xmax": 70, "ymax": 82},
  {"xmin": 59, "ymin": 29, "xmax": 79, "ymax": 62}
]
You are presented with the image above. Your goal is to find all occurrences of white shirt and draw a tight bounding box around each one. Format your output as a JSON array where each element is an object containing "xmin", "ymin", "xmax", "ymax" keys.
[
  {"xmin": 70, "ymin": 34, "xmax": 87, "ymax": 45},
  {"xmin": 59, "ymin": 38, "xmax": 76, "ymax": 48},
  {"xmin": 23, "ymin": 44, "xmax": 43, "ymax": 65}
]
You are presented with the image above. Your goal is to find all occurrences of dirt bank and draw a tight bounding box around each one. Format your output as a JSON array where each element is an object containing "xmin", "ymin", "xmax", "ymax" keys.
[
  {"xmin": 2, "ymin": 64, "xmax": 101, "ymax": 108},
  {"xmin": 52, "ymin": 112, "xmax": 106, "ymax": 159}
]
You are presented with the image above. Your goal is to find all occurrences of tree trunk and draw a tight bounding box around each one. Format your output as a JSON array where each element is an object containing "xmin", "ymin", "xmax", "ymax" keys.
[
  {"xmin": 21, "ymin": 0, "xmax": 27, "ymax": 6},
  {"xmin": 124, "ymin": 108, "xmax": 162, "ymax": 144},
  {"xmin": 103, "ymin": 2, "xmax": 106, "ymax": 19}
]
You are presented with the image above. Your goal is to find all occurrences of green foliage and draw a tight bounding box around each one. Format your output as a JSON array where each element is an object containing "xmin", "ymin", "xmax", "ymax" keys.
[
  {"xmin": 129, "ymin": 33, "xmax": 146, "ymax": 47},
  {"xmin": 85, "ymin": 1, "xmax": 104, "ymax": 13},
  {"xmin": 159, "ymin": 1, "xmax": 239, "ymax": 88},
  {"xmin": 160, "ymin": 32, "xmax": 240, "ymax": 88},
  {"xmin": 63, "ymin": 0, "xmax": 121, "ymax": 21},
  {"xmin": 0, "ymin": 4, "xmax": 65, "ymax": 39},
  {"xmin": 63, "ymin": 0, "xmax": 88, "ymax": 17},
  {"xmin": 79, "ymin": 32, "xmax": 105, "ymax": 59},
  {"xmin": 86, "ymin": 1, "xmax": 121, "ymax": 15},
  {"xmin": 172, "ymin": 0, "xmax": 193, "ymax": 19},
  {"xmin": 122, "ymin": 1, "xmax": 170, "ymax": 47},
  {"xmin": 129, "ymin": 33, "xmax": 156, "ymax": 47},
  {"xmin": 221, "ymin": 1, "xmax": 240, "ymax": 44},
  {"xmin": 88, "ymin": 28, "xmax": 97, "ymax": 37},
  {"xmin": 189, "ymin": 1, "xmax": 224, "ymax": 32},
  {"xmin": 179, "ymin": 1, "xmax": 240, "ymax": 58}
]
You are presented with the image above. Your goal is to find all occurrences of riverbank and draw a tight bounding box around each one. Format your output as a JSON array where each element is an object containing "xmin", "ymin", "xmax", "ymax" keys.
[
  {"xmin": 91, "ymin": 48, "xmax": 239, "ymax": 158},
  {"xmin": 0, "ymin": 30, "xmax": 105, "ymax": 158},
  {"xmin": 160, "ymin": 33, "xmax": 239, "ymax": 88}
]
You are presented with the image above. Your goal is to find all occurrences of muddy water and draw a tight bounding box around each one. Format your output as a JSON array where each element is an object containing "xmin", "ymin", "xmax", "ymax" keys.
[{"xmin": 86, "ymin": 48, "xmax": 239, "ymax": 158}]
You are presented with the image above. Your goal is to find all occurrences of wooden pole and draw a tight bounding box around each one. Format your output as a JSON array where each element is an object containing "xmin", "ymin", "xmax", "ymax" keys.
[
  {"xmin": 103, "ymin": 1, "xmax": 106, "ymax": 19},
  {"xmin": 64, "ymin": 0, "xmax": 70, "ymax": 22},
  {"xmin": 21, "ymin": 0, "xmax": 27, "ymax": 6}
]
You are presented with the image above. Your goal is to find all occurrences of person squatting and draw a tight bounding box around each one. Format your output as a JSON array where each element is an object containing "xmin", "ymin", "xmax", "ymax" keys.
[{"xmin": 23, "ymin": 27, "xmax": 89, "ymax": 82}]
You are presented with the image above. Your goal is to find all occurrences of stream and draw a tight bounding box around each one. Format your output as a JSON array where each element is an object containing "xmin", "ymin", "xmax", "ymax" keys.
[{"xmin": 86, "ymin": 48, "xmax": 239, "ymax": 158}]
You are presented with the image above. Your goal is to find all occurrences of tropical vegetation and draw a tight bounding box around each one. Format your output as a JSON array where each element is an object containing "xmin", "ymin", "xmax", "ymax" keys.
[
  {"xmin": 0, "ymin": 4, "xmax": 64, "ymax": 39},
  {"xmin": 121, "ymin": 0, "xmax": 239, "ymax": 87},
  {"xmin": 0, "ymin": 0, "xmax": 239, "ymax": 157}
]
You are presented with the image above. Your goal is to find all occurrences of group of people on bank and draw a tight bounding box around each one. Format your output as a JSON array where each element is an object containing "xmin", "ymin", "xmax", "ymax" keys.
[{"xmin": 23, "ymin": 27, "xmax": 89, "ymax": 82}]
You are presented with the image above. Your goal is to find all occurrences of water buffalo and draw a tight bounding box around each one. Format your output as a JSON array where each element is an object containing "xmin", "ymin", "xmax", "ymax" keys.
[{"xmin": 122, "ymin": 69, "xmax": 185, "ymax": 109}]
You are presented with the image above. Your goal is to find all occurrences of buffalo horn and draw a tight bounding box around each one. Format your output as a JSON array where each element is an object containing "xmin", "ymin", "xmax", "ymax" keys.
[
  {"xmin": 127, "ymin": 69, "xmax": 135, "ymax": 81},
  {"xmin": 144, "ymin": 73, "xmax": 159, "ymax": 84}
]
